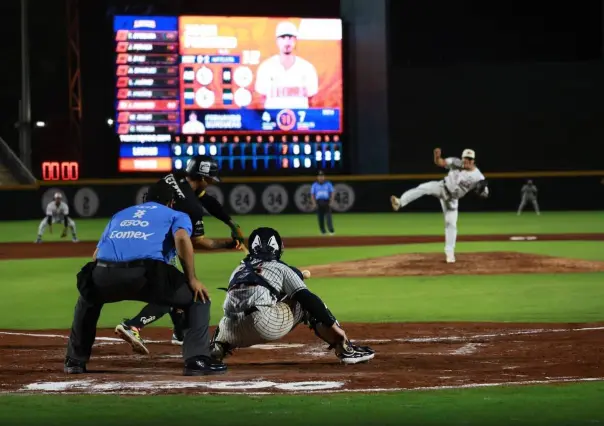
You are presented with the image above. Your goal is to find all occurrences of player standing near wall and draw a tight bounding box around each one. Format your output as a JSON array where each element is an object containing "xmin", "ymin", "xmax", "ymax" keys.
[
  {"xmin": 36, "ymin": 193, "xmax": 78, "ymax": 243},
  {"xmin": 310, "ymin": 171, "xmax": 335, "ymax": 236},
  {"xmin": 517, "ymin": 180, "xmax": 540, "ymax": 215},
  {"xmin": 390, "ymin": 149, "xmax": 489, "ymax": 263}
]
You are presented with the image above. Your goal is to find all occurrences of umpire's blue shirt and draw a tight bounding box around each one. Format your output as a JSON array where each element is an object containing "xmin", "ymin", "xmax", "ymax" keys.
[
  {"xmin": 311, "ymin": 181, "xmax": 334, "ymax": 201},
  {"xmin": 96, "ymin": 201, "xmax": 192, "ymax": 264}
]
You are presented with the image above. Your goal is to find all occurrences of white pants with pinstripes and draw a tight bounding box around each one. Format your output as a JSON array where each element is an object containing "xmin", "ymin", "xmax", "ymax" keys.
[{"xmin": 215, "ymin": 299, "xmax": 306, "ymax": 348}]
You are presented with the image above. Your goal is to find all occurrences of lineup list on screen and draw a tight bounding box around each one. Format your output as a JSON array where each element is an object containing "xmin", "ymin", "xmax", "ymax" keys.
[
  {"xmin": 114, "ymin": 16, "xmax": 344, "ymax": 173},
  {"xmin": 114, "ymin": 16, "xmax": 180, "ymax": 171}
]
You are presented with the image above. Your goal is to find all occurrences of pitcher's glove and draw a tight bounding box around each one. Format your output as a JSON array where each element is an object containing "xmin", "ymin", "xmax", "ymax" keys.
[{"xmin": 475, "ymin": 180, "xmax": 489, "ymax": 198}]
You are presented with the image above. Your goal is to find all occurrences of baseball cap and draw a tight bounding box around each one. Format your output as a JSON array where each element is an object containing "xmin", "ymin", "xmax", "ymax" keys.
[
  {"xmin": 54, "ymin": 192, "xmax": 63, "ymax": 198},
  {"xmin": 462, "ymin": 149, "xmax": 475, "ymax": 159},
  {"xmin": 276, "ymin": 21, "xmax": 298, "ymax": 38}
]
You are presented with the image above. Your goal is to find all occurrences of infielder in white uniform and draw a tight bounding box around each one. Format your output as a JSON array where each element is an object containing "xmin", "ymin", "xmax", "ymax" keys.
[
  {"xmin": 210, "ymin": 227, "xmax": 375, "ymax": 365},
  {"xmin": 36, "ymin": 192, "xmax": 78, "ymax": 243},
  {"xmin": 390, "ymin": 149, "xmax": 489, "ymax": 263},
  {"xmin": 254, "ymin": 21, "xmax": 319, "ymax": 109}
]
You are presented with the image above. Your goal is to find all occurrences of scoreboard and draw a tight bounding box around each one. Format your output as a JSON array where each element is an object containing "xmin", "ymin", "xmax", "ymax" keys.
[{"xmin": 113, "ymin": 16, "xmax": 344, "ymax": 173}]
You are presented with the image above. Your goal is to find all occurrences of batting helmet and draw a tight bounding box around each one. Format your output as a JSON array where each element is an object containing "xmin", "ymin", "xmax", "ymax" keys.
[
  {"xmin": 248, "ymin": 227, "xmax": 284, "ymax": 261},
  {"xmin": 185, "ymin": 155, "xmax": 220, "ymax": 182}
]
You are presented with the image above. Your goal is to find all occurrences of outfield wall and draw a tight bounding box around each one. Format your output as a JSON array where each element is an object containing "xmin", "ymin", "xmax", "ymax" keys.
[{"xmin": 0, "ymin": 174, "xmax": 602, "ymax": 220}]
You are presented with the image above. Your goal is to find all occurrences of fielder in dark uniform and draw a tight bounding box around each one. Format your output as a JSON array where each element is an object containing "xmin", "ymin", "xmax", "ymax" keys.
[
  {"xmin": 115, "ymin": 155, "xmax": 246, "ymax": 354},
  {"xmin": 64, "ymin": 180, "xmax": 226, "ymax": 376},
  {"xmin": 310, "ymin": 171, "xmax": 335, "ymax": 235}
]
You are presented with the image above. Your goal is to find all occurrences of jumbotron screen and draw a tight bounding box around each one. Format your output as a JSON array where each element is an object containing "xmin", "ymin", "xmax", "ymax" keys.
[{"xmin": 113, "ymin": 15, "xmax": 343, "ymax": 173}]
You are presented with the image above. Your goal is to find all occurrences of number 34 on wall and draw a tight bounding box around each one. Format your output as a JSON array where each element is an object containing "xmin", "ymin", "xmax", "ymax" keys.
[{"xmin": 41, "ymin": 162, "xmax": 79, "ymax": 181}]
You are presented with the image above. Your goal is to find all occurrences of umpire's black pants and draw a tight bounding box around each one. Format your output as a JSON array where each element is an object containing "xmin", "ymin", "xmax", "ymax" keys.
[
  {"xmin": 66, "ymin": 259, "xmax": 210, "ymax": 362},
  {"xmin": 316, "ymin": 199, "xmax": 334, "ymax": 234}
]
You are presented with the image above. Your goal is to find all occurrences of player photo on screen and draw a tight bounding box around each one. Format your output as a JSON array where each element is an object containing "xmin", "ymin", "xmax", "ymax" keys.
[
  {"xmin": 182, "ymin": 111, "xmax": 206, "ymax": 134},
  {"xmin": 178, "ymin": 17, "xmax": 342, "ymax": 133},
  {"xmin": 254, "ymin": 21, "xmax": 319, "ymax": 109}
]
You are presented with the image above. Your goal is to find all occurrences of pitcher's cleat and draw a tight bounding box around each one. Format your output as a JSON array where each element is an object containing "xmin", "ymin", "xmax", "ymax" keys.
[{"xmin": 390, "ymin": 195, "xmax": 401, "ymax": 211}]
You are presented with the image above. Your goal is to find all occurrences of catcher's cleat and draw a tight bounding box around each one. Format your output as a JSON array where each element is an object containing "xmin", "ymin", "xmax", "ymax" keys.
[
  {"xmin": 390, "ymin": 195, "xmax": 401, "ymax": 211},
  {"xmin": 183, "ymin": 355, "xmax": 227, "ymax": 376},
  {"xmin": 64, "ymin": 357, "xmax": 86, "ymax": 374},
  {"xmin": 336, "ymin": 341, "xmax": 375, "ymax": 365},
  {"xmin": 115, "ymin": 322, "xmax": 149, "ymax": 355}
]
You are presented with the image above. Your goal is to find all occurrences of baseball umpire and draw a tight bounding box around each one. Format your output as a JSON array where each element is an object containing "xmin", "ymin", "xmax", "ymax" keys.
[
  {"xmin": 209, "ymin": 227, "xmax": 375, "ymax": 364},
  {"xmin": 115, "ymin": 155, "xmax": 246, "ymax": 354},
  {"xmin": 64, "ymin": 180, "xmax": 227, "ymax": 376}
]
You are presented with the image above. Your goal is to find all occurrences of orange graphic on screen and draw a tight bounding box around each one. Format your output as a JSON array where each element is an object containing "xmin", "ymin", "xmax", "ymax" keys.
[{"xmin": 178, "ymin": 17, "xmax": 342, "ymax": 114}]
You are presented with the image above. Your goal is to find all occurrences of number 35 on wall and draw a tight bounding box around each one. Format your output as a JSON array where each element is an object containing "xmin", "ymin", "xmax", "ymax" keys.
[{"xmin": 41, "ymin": 162, "xmax": 79, "ymax": 181}]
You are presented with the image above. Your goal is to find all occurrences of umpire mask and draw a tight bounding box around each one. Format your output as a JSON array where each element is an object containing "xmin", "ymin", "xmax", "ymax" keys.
[{"xmin": 248, "ymin": 227, "xmax": 284, "ymax": 261}]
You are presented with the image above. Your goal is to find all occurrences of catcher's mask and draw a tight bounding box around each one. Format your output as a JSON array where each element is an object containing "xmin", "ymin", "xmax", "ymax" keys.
[{"xmin": 248, "ymin": 227, "xmax": 284, "ymax": 261}]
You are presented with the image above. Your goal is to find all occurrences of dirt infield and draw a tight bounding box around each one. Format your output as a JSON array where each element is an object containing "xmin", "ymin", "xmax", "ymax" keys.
[
  {"xmin": 1, "ymin": 234, "xmax": 603, "ymax": 395},
  {"xmin": 306, "ymin": 251, "xmax": 604, "ymax": 277},
  {"xmin": 1, "ymin": 233, "xmax": 604, "ymax": 260},
  {"xmin": 1, "ymin": 323, "xmax": 603, "ymax": 395}
]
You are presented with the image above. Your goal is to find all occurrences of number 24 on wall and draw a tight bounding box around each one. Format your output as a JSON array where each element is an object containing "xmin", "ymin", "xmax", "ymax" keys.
[{"xmin": 41, "ymin": 162, "xmax": 79, "ymax": 181}]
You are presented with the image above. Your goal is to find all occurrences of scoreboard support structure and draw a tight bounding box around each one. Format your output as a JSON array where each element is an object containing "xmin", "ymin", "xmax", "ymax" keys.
[{"xmin": 67, "ymin": 0, "xmax": 83, "ymax": 165}]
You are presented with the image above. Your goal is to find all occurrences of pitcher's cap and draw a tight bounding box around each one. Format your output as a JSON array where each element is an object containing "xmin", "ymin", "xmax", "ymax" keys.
[
  {"xmin": 276, "ymin": 21, "xmax": 298, "ymax": 38},
  {"xmin": 462, "ymin": 149, "xmax": 475, "ymax": 159}
]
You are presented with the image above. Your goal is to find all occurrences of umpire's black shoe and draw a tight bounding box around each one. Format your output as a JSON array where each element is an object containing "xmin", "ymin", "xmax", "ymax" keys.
[
  {"xmin": 183, "ymin": 355, "xmax": 227, "ymax": 376},
  {"xmin": 64, "ymin": 357, "xmax": 87, "ymax": 374}
]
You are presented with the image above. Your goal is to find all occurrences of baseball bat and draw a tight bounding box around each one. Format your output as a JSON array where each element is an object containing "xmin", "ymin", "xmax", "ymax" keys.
[{"xmin": 239, "ymin": 242, "xmax": 250, "ymax": 256}]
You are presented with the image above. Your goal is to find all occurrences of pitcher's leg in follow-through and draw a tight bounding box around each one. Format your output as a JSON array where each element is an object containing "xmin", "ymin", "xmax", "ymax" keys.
[{"xmin": 390, "ymin": 181, "xmax": 444, "ymax": 211}]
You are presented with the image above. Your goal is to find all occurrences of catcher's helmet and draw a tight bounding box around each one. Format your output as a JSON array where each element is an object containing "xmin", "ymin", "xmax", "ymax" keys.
[
  {"xmin": 248, "ymin": 227, "xmax": 284, "ymax": 261},
  {"xmin": 185, "ymin": 155, "xmax": 220, "ymax": 182}
]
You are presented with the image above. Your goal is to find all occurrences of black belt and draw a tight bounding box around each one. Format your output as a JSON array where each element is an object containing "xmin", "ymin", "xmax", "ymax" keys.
[{"xmin": 96, "ymin": 260, "xmax": 146, "ymax": 268}]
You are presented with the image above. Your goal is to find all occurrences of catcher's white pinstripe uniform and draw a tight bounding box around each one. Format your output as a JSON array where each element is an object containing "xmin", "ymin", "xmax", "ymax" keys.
[{"xmin": 214, "ymin": 259, "xmax": 308, "ymax": 347}]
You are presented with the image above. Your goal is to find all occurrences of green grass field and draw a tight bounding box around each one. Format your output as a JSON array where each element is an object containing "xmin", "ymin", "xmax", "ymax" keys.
[{"xmin": 1, "ymin": 212, "xmax": 603, "ymax": 425}]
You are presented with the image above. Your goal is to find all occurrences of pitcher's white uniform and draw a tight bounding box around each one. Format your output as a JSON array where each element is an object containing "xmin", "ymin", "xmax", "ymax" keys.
[
  {"xmin": 393, "ymin": 156, "xmax": 487, "ymax": 262},
  {"xmin": 255, "ymin": 56, "xmax": 319, "ymax": 109},
  {"xmin": 213, "ymin": 259, "xmax": 308, "ymax": 348},
  {"xmin": 36, "ymin": 193, "xmax": 78, "ymax": 242}
]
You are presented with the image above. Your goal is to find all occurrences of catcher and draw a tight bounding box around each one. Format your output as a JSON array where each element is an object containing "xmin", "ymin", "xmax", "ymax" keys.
[
  {"xmin": 115, "ymin": 155, "xmax": 246, "ymax": 354},
  {"xmin": 209, "ymin": 227, "xmax": 375, "ymax": 364}
]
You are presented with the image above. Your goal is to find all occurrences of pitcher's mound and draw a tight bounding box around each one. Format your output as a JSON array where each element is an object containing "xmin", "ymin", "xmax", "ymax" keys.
[{"xmin": 305, "ymin": 252, "xmax": 604, "ymax": 277}]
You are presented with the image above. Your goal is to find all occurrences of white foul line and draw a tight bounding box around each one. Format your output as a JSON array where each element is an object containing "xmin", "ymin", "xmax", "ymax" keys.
[
  {"xmin": 359, "ymin": 326, "xmax": 604, "ymax": 344},
  {"xmin": 1, "ymin": 326, "xmax": 603, "ymax": 348}
]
